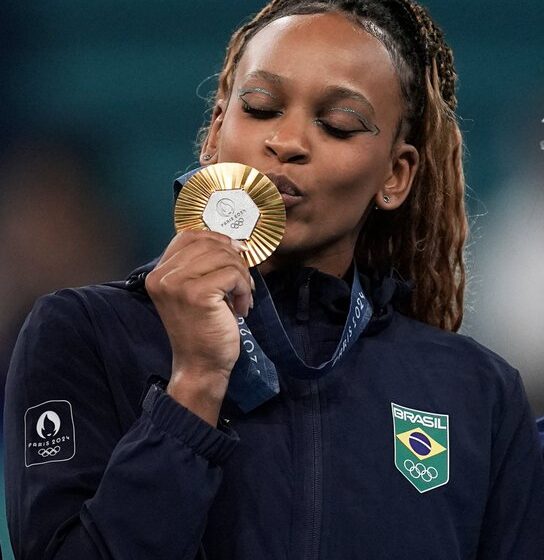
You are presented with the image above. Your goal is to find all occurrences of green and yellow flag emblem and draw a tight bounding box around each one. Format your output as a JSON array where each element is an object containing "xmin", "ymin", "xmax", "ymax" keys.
[{"xmin": 391, "ymin": 403, "xmax": 449, "ymax": 493}]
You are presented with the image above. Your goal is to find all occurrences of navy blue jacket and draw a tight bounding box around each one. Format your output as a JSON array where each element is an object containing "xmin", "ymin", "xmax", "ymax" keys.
[
  {"xmin": 4, "ymin": 260, "xmax": 544, "ymax": 559},
  {"xmin": 538, "ymin": 417, "xmax": 544, "ymax": 451}
]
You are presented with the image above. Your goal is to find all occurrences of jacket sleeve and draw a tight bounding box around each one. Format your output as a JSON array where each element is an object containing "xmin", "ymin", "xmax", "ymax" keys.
[
  {"xmin": 537, "ymin": 416, "xmax": 544, "ymax": 458},
  {"xmin": 3, "ymin": 291, "xmax": 239, "ymax": 560},
  {"xmin": 476, "ymin": 371, "xmax": 544, "ymax": 559}
]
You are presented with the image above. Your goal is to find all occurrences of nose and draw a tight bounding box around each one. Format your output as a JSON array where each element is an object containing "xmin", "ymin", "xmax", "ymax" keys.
[{"xmin": 264, "ymin": 112, "xmax": 311, "ymax": 164}]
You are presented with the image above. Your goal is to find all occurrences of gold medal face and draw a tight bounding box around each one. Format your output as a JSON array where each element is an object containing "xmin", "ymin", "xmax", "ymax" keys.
[{"xmin": 174, "ymin": 162, "xmax": 286, "ymax": 267}]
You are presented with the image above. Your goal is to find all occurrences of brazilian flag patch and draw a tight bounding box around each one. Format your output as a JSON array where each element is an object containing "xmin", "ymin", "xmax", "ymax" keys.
[{"xmin": 391, "ymin": 403, "xmax": 449, "ymax": 493}]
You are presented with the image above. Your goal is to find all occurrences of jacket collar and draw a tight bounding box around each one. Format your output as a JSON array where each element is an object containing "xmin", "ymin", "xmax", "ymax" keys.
[{"xmin": 123, "ymin": 258, "xmax": 413, "ymax": 336}]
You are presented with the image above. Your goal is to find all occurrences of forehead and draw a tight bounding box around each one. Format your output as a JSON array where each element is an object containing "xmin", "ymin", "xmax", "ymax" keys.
[{"xmin": 235, "ymin": 12, "xmax": 401, "ymax": 108}]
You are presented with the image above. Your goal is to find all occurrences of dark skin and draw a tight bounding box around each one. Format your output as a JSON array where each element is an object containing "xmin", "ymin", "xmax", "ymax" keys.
[{"xmin": 146, "ymin": 13, "xmax": 419, "ymax": 426}]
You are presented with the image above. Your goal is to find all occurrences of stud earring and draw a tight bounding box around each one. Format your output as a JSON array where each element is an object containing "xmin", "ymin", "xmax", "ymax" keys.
[
  {"xmin": 383, "ymin": 195, "xmax": 391, "ymax": 204},
  {"xmin": 202, "ymin": 154, "xmax": 212, "ymax": 161}
]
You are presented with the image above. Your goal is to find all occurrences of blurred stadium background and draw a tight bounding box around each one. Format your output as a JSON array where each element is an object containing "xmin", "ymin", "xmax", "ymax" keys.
[{"xmin": 1, "ymin": 1, "xmax": 543, "ymax": 556}]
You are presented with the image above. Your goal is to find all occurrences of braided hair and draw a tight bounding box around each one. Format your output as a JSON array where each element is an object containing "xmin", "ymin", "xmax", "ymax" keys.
[{"xmin": 199, "ymin": 0, "xmax": 467, "ymax": 332}]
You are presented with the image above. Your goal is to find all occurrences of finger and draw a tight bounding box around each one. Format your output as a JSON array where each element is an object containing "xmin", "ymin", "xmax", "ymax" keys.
[
  {"xmin": 154, "ymin": 237, "xmax": 244, "ymax": 277},
  {"xmin": 148, "ymin": 238, "xmax": 248, "ymax": 297},
  {"xmin": 153, "ymin": 247, "xmax": 251, "ymax": 301},
  {"xmin": 159, "ymin": 230, "xmax": 233, "ymax": 265},
  {"xmin": 184, "ymin": 266, "xmax": 253, "ymax": 317},
  {"xmin": 156, "ymin": 251, "xmax": 251, "ymax": 312},
  {"xmin": 185, "ymin": 249, "xmax": 250, "ymax": 283}
]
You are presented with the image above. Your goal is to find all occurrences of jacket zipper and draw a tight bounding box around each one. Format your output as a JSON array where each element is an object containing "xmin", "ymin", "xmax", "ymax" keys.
[
  {"xmin": 294, "ymin": 268, "xmax": 323, "ymax": 560},
  {"xmin": 296, "ymin": 269, "xmax": 316, "ymax": 323},
  {"xmin": 303, "ymin": 378, "xmax": 323, "ymax": 560}
]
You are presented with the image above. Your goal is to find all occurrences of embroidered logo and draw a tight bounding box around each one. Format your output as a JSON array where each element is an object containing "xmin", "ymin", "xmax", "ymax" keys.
[
  {"xmin": 391, "ymin": 402, "xmax": 449, "ymax": 493},
  {"xmin": 25, "ymin": 400, "xmax": 76, "ymax": 467}
]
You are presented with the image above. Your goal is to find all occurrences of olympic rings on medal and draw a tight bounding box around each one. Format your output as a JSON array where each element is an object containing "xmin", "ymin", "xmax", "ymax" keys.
[
  {"xmin": 230, "ymin": 218, "xmax": 245, "ymax": 229},
  {"xmin": 38, "ymin": 446, "xmax": 61, "ymax": 458},
  {"xmin": 403, "ymin": 459, "xmax": 438, "ymax": 482}
]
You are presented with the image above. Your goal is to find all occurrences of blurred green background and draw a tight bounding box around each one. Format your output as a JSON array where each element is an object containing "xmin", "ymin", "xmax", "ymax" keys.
[{"xmin": 1, "ymin": 1, "xmax": 543, "ymax": 556}]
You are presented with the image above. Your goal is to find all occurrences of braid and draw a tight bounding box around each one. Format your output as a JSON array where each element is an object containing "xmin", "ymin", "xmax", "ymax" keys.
[
  {"xmin": 200, "ymin": 0, "xmax": 468, "ymax": 332},
  {"xmin": 392, "ymin": 0, "xmax": 465, "ymax": 329},
  {"xmin": 392, "ymin": 0, "xmax": 457, "ymax": 111}
]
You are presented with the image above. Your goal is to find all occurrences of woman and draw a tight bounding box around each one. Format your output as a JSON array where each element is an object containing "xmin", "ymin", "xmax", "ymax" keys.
[{"xmin": 4, "ymin": 1, "xmax": 544, "ymax": 558}]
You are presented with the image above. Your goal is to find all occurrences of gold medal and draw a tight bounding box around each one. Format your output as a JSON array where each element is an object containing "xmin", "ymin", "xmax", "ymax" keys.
[{"xmin": 174, "ymin": 162, "xmax": 286, "ymax": 267}]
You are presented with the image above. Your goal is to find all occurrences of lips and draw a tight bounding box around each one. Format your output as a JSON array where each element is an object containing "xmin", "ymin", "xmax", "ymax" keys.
[{"xmin": 265, "ymin": 173, "xmax": 304, "ymax": 198}]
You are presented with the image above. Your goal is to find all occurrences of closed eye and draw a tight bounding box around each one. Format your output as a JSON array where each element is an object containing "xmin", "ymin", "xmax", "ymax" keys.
[
  {"xmin": 238, "ymin": 85, "xmax": 379, "ymax": 136},
  {"xmin": 241, "ymin": 101, "xmax": 280, "ymax": 119},
  {"xmin": 320, "ymin": 107, "xmax": 379, "ymax": 137},
  {"xmin": 316, "ymin": 120, "xmax": 364, "ymax": 139}
]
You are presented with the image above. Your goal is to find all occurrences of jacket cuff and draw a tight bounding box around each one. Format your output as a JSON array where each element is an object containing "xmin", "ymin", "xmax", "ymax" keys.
[{"xmin": 143, "ymin": 384, "xmax": 239, "ymax": 464}]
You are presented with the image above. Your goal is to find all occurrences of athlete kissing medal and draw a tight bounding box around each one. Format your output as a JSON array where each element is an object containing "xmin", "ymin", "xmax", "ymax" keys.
[
  {"xmin": 174, "ymin": 162, "xmax": 286, "ymax": 267},
  {"xmin": 173, "ymin": 163, "xmax": 372, "ymax": 414}
]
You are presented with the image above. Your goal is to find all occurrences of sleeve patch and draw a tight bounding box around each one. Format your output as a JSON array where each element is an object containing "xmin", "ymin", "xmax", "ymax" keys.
[{"xmin": 24, "ymin": 400, "xmax": 76, "ymax": 467}]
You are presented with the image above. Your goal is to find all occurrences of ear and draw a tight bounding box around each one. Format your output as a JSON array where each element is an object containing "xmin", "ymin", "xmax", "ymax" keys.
[
  {"xmin": 199, "ymin": 98, "xmax": 226, "ymax": 166},
  {"xmin": 375, "ymin": 142, "xmax": 419, "ymax": 210}
]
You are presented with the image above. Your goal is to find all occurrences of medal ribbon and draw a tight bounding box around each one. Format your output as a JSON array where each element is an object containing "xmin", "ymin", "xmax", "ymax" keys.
[
  {"xmin": 229, "ymin": 266, "xmax": 373, "ymax": 412},
  {"xmin": 174, "ymin": 168, "xmax": 201, "ymax": 201}
]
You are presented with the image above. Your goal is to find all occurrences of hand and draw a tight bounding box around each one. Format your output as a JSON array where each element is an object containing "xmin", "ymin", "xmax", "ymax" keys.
[{"xmin": 145, "ymin": 230, "xmax": 253, "ymax": 423}]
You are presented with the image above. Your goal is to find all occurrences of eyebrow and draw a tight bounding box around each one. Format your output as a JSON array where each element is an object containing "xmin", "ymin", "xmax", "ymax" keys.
[
  {"xmin": 243, "ymin": 70, "xmax": 376, "ymax": 117},
  {"xmin": 244, "ymin": 70, "xmax": 284, "ymax": 85},
  {"xmin": 323, "ymin": 86, "xmax": 376, "ymax": 117}
]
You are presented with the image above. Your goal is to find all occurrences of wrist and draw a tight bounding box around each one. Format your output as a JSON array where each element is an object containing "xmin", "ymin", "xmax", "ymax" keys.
[
  {"xmin": 168, "ymin": 369, "xmax": 229, "ymax": 401},
  {"xmin": 167, "ymin": 369, "xmax": 229, "ymax": 426}
]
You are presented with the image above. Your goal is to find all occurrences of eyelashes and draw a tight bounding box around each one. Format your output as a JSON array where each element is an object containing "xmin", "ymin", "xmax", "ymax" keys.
[
  {"xmin": 240, "ymin": 100, "xmax": 375, "ymax": 139},
  {"xmin": 241, "ymin": 102, "xmax": 279, "ymax": 120},
  {"xmin": 316, "ymin": 119, "xmax": 363, "ymax": 139}
]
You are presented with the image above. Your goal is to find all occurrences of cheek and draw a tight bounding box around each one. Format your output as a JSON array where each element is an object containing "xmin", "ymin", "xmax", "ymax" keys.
[
  {"xmin": 217, "ymin": 110, "xmax": 261, "ymax": 161},
  {"xmin": 316, "ymin": 165, "xmax": 378, "ymax": 206},
  {"xmin": 324, "ymin": 143, "xmax": 391, "ymax": 197},
  {"xmin": 309, "ymin": 183, "xmax": 371, "ymax": 234},
  {"xmin": 308, "ymin": 160, "xmax": 385, "ymax": 227},
  {"xmin": 216, "ymin": 121, "xmax": 240, "ymax": 161}
]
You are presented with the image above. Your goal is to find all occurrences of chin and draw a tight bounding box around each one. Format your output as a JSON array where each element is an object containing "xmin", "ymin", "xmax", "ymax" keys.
[
  {"xmin": 275, "ymin": 232, "xmax": 309, "ymax": 255},
  {"xmin": 273, "ymin": 238, "xmax": 324, "ymax": 265}
]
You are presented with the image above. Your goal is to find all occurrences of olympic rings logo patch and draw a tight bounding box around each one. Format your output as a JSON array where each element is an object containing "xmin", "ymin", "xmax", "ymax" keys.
[
  {"xmin": 403, "ymin": 459, "xmax": 439, "ymax": 483},
  {"xmin": 392, "ymin": 403, "xmax": 449, "ymax": 493},
  {"xmin": 38, "ymin": 446, "xmax": 61, "ymax": 458},
  {"xmin": 25, "ymin": 400, "xmax": 76, "ymax": 467}
]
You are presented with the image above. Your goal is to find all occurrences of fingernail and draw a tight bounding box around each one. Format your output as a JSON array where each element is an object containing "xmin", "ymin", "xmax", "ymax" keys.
[
  {"xmin": 231, "ymin": 239, "xmax": 249, "ymax": 251},
  {"xmin": 231, "ymin": 239, "xmax": 244, "ymax": 251}
]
